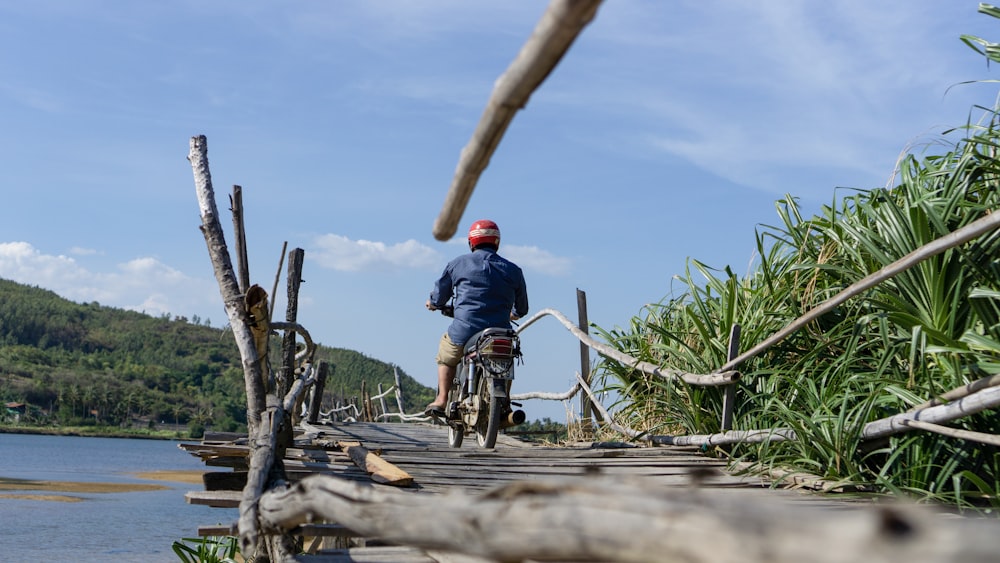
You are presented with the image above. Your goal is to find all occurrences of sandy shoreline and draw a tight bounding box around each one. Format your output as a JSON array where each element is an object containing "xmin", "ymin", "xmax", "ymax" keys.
[
  {"xmin": 0, "ymin": 470, "xmax": 204, "ymax": 502},
  {"xmin": 133, "ymin": 470, "xmax": 205, "ymax": 484}
]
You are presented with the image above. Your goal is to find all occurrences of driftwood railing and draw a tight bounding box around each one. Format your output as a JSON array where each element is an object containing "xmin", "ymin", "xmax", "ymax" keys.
[
  {"xmin": 418, "ymin": 0, "xmax": 1000, "ymax": 473},
  {"xmin": 467, "ymin": 213, "xmax": 1000, "ymax": 495},
  {"xmin": 497, "ymin": 210, "xmax": 1000, "ymax": 462}
]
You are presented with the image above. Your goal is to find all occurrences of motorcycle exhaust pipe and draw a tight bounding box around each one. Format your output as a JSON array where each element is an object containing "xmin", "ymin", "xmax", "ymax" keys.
[{"xmin": 502, "ymin": 409, "xmax": 526, "ymax": 428}]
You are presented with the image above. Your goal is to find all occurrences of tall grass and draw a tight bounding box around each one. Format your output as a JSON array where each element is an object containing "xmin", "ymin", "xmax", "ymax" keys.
[{"xmin": 596, "ymin": 82, "xmax": 1000, "ymax": 508}]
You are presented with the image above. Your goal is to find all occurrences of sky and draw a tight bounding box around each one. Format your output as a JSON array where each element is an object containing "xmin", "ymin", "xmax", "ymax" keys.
[{"xmin": 1, "ymin": 1, "xmax": 998, "ymax": 422}]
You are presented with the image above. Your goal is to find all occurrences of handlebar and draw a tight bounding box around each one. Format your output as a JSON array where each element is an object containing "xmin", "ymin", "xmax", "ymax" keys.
[{"xmin": 427, "ymin": 302, "xmax": 455, "ymax": 317}]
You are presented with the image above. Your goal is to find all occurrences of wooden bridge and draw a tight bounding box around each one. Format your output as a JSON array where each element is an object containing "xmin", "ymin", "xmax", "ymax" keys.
[
  {"xmin": 181, "ymin": 421, "xmax": 996, "ymax": 563},
  {"xmin": 181, "ymin": 2, "xmax": 1000, "ymax": 559},
  {"xmin": 185, "ymin": 126, "xmax": 1000, "ymax": 563}
]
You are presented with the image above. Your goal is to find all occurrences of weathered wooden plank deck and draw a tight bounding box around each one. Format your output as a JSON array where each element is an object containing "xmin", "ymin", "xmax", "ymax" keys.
[{"xmin": 182, "ymin": 421, "xmax": 886, "ymax": 562}]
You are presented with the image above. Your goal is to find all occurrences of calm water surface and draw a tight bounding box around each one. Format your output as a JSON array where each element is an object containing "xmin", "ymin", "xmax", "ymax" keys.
[{"xmin": 0, "ymin": 433, "xmax": 237, "ymax": 562}]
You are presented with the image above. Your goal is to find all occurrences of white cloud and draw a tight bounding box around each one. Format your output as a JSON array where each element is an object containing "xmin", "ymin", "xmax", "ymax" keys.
[
  {"xmin": 307, "ymin": 234, "xmax": 571, "ymax": 277},
  {"xmin": 0, "ymin": 241, "xmax": 219, "ymax": 321},
  {"xmin": 501, "ymin": 244, "xmax": 572, "ymax": 277},
  {"xmin": 310, "ymin": 234, "xmax": 443, "ymax": 273},
  {"xmin": 68, "ymin": 246, "xmax": 99, "ymax": 256}
]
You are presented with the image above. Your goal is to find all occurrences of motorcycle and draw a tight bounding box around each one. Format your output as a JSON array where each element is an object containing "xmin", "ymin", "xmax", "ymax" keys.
[{"xmin": 430, "ymin": 303, "xmax": 526, "ymax": 448}]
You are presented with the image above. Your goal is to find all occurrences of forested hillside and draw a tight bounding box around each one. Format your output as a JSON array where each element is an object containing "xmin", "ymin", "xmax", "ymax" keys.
[{"xmin": 0, "ymin": 277, "xmax": 434, "ymax": 434}]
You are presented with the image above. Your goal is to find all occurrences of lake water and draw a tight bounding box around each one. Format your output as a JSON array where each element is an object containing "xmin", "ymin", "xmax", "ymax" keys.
[{"xmin": 0, "ymin": 433, "xmax": 238, "ymax": 562}]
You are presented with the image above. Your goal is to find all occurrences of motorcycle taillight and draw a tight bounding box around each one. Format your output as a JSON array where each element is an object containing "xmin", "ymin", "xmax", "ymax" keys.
[{"xmin": 482, "ymin": 337, "xmax": 514, "ymax": 357}]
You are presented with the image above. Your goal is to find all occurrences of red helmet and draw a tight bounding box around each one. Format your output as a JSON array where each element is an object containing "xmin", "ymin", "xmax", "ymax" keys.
[{"xmin": 468, "ymin": 219, "xmax": 501, "ymax": 248}]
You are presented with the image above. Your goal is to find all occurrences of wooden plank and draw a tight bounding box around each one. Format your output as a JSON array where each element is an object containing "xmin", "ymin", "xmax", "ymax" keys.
[
  {"xmin": 198, "ymin": 523, "xmax": 237, "ymax": 536},
  {"xmin": 280, "ymin": 459, "xmax": 354, "ymax": 472},
  {"xmin": 338, "ymin": 441, "xmax": 414, "ymax": 487},
  {"xmin": 179, "ymin": 443, "xmax": 249, "ymax": 457},
  {"xmin": 186, "ymin": 490, "xmax": 241, "ymax": 508},
  {"xmin": 296, "ymin": 523, "xmax": 361, "ymax": 538},
  {"xmin": 300, "ymin": 545, "xmax": 438, "ymax": 563},
  {"xmin": 186, "ymin": 419, "xmax": 915, "ymax": 560},
  {"xmin": 202, "ymin": 431, "xmax": 247, "ymax": 443}
]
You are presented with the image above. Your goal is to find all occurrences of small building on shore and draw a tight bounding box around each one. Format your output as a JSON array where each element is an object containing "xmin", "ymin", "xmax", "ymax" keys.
[{"xmin": 5, "ymin": 402, "xmax": 27, "ymax": 423}]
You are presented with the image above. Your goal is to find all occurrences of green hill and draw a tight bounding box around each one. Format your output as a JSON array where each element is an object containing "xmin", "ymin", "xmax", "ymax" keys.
[{"xmin": 0, "ymin": 277, "xmax": 434, "ymax": 434}]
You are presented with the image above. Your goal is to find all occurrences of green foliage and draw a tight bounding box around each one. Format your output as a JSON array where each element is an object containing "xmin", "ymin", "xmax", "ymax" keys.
[
  {"xmin": 509, "ymin": 417, "xmax": 569, "ymax": 443},
  {"xmin": 313, "ymin": 347, "xmax": 435, "ymax": 413},
  {"xmin": 171, "ymin": 536, "xmax": 238, "ymax": 563},
  {"xmin": 596, "ymin": 9, "xmax": 1000, "ymax": 508},
  {"xmin": 0, "ymin": 278, "xmax": 434, "ymax": 432}
]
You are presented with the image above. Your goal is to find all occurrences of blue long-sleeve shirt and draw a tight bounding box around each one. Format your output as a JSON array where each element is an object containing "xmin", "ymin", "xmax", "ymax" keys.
[{"xmin": 429, "ymin": 248, "xmax": 528, "ymax": 346}]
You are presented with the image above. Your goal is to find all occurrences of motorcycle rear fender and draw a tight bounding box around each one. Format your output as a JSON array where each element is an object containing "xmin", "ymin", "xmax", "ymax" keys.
[{"xmin": 490, "ymin": 378, "xmax": 508, "ymax": 399}]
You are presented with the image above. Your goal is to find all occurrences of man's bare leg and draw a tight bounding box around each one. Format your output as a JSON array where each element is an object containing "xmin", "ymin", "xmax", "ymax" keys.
[{"xmin": 432, "ymin": 363, "xmax": 455, "ymax": 407}]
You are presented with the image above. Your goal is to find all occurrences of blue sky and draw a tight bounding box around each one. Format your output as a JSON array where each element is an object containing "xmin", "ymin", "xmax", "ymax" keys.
[{"xmin": 1, "ymin": 1, "xmax": 998, "ymax": 422}]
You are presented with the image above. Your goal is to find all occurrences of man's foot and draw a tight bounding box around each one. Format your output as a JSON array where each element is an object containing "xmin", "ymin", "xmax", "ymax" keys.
[{"xmin": 424, "ymin": 403, "xmax": 446, "ymax": 419}]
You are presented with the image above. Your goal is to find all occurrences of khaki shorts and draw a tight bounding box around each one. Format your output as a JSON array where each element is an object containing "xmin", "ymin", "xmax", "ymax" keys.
[{"xmin": 435, "ymin": 332, "xmax": 464, "ymax": 367}]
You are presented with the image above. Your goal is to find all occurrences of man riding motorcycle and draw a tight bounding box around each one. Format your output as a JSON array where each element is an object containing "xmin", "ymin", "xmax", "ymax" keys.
[{"xmin": 424, "ymin": 219, "xmax": 529, "ymax": 417}]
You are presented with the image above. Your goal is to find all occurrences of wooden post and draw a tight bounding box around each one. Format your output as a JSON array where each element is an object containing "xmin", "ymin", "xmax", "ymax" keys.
[
  {"xmin": 377, "ymin": 383, "xmax": 388, "ymax": 421},
  {"xmin": 577, "ymin": 289, "xmax": 593, "ymax": 439},
  {"xmin": 360, "ymin": 381, "xmax": 370, "ymax": 422},
  {"xmin": 307, "ymin": 362, "xmax": 329, "ymax": 424},
  {"xmin": 279, "ymin": 248, "xmax": 305, "ymax": 398},
  {"xmin": 393, "ymin": 367, "xmax": 407, "ymax": 415},
  {"xmin": 720, "ymin": 324, "xmax": 741, "ymax": 432},
  {"xmin": 230, "ymin": 185, "xmax": 251, "ymax": 294},
  {"xmin": 276, "ymin": 248, "xmax": 304, "ymax": 456},
  {"xmin": 188, "ymin": 135, "xmax": 266, "ymax": 435},
  {"xmin": 365, "ymin": 388, "xmax": 374, "ymax": 422}
]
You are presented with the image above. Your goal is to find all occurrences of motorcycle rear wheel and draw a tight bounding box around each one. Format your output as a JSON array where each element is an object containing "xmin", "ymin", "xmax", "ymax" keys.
[{"xmin": 475, "ymin": 378, "xmax": 503, "ymax": 449}]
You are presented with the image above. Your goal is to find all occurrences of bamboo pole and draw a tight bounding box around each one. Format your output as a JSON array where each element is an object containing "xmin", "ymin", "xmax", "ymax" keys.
[
  {"xmin": 651, "ymin": 429, "xmax": 796, "ymax": 447},
  {"xmin": 433, "ymin": 0, "xmax": 603, "ymax": 240},
  {"xmin": 861, "ymin": 384, "xmax": 1000, "ymax": 441},
  {"xmin": 908, "ymin": 373, "xmax": 1000, "ymax": 411},
  {"xmin": 652, "ymin": 383, "xmax": 1000, "ymax": 448},
  {"xmin": 717, "ymin": 209, "xmax": 1000, "ymax": 374},
  {"xmin": 574, "ymin": 371, "xmax": 642, "ymax": 439},
  {"xmin": 898, "ymin": 419, "xmax": 1000, "ymax": 447},
  {"xmin": 518, "ymin": 308, "xmax": 739, "ymax": 386},
  {"xmin": 511, "ymin": 382, "xmax": 581, "ymax": 401}
]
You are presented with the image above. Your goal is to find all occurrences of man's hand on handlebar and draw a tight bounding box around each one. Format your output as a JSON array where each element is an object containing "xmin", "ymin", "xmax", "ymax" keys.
[{"xmin": 427, "ymin": 300, "xmax": 454, "ymax": 317}]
